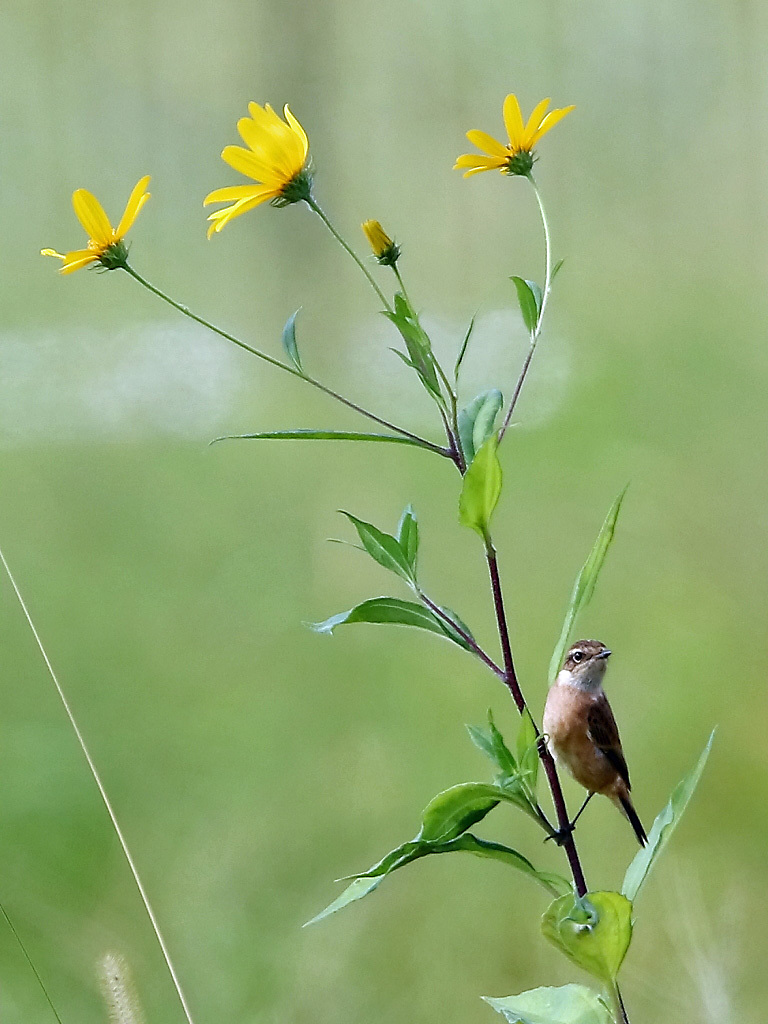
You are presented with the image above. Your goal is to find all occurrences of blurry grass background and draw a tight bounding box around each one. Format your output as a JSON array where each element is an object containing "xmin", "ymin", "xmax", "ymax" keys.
[{"xmin": 2, "ymin": 0, "xmax": 767, "ymax": 1021}]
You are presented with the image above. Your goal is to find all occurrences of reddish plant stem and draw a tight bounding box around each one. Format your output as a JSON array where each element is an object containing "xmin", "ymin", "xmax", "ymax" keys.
[{"xmin": 484, "ymin": 540, "xmax": 588, "ymax": 897}]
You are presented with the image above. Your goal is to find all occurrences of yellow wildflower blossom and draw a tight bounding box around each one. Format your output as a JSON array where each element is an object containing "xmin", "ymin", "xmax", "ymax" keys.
[
  {"xmin": 204, "ymin": 103, "xmax": 312, "ymax": 237},
  {"xmin": 454, "ymin": 94, "xmax": 574, "ymax": 178},
  {"xmin": 42, "ymin": 176, "xmax": 151, "ymax": 274},
  {"xmin": 361, "ymin": 220, "xmax": 400, "ymax": 266}
]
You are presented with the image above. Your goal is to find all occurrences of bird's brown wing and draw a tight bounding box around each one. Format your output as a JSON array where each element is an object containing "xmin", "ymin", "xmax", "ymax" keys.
[{"xmin": 587, "ymin": 695, "xmax": 631, "ymax": 789}]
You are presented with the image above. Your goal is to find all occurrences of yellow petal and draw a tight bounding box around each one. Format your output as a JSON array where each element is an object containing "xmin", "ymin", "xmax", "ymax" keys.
[
  {"xmin": 41, "ymin": 248, "xmax": 66, "ymax": 260},
  {"xmin": 235, "ymin": 121, "xmax": 296, "ymax": 180},
  {"xmin": 465, "ymin": 129, "xmax": 509, "ymax": 158},
  {"xmin": 60, "ymin": 249, "xmax": 100, "ymax": 274},
  {"xmin": 522, "ymin": 98, "xmax": 550, "ymax": 147},
  {"xmin": 454, "ymin": 153, "xmax": 506, "ymax": 174},
  {"xmin": 502, "ymin": 94, "xmax": 524, "ymax": 150},
  {"xmin": 203, "ymin": 184, "xmax": 273, "ymax": 206},
  {"xmin": 220, "ymin": 144, "xmax": 284, "ymax": 185},
  {"xmin": 205, "ymin": 190, "xmax": 277, "ymax": 236},
  {"xmin": 528, "ymin": 105, "xmax": 575, "ymax": 147},
  {"xmin": 115, "ymin": 175, "xmax": 151, "ymax": 238},
  {"xmin": 283, "ymin": 105, "xmax": 309, "ymax": 158},
  {"xmin": 72, "ymin": 189, "xmax": 113, "ymax": 247}
]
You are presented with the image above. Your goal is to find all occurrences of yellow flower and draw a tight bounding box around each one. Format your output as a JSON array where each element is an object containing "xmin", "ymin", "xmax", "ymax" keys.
[
  {"xmin": 204, "ymin": 103, "xmax": 312, "ymax": 237},
  {"xmin": 361, "ymin": 220, "xmax": 400, "ymax": 266},
  {"xmin": 454, "ymin": 95, "xmax": 574, "ymax": 178},
  {"xmin": 41, "ymin": 176, "xmax": 151, "ymax": 274}
]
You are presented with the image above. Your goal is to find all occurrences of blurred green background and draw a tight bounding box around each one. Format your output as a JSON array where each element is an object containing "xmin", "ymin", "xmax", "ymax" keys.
[{"xmin": 1, "ymin": 0, "xmax": 766, "ymax": 1021}]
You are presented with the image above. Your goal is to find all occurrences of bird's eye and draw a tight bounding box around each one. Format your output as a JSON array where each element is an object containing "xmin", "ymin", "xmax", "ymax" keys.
[{"xmin": 572, "ymin": 650, "xmax": 584, "ymax": 663}]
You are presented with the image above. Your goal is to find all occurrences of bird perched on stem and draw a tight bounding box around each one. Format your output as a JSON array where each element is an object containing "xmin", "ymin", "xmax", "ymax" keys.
[{"xmin": 542, "ymin": 640, "xmax": 647, "ymax": 846}]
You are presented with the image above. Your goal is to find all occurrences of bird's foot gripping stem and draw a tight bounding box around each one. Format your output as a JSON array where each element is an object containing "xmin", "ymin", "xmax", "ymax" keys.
[{"xmin": 545, "ymin": 822, "xmax": 576, "ymax": 847}]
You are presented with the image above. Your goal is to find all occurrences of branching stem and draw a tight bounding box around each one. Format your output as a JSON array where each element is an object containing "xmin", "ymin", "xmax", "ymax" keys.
[{"xmin": 122, "ymin": 265, "xmax": 447, "ymax": 457}]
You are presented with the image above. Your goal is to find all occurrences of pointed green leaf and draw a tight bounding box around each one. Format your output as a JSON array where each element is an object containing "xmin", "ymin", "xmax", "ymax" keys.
[
  {"xmin": 467, "ymin": 710, "xmax": 517, "ymax": 776},
  {"xmin": 459, "ymin": 435, "xmax": 502, "ymax": 539},
  {"xmin": 454, "ymin": 314, "xmax": 476, "ymax": 382},
  {"xmin": 541, "ymin": 891, "xmax": 633, "ymax": 984},
  {"xmin": 484, "ymin": 984, "xmax": 613, "ymax": 1024},
  {"xmin": 433, "ymin": 605, "xmax": 477, "ymax": 653},
  {"xmin": 457, "ymin": 389, "xmax": 504, "ymax": 464},
  {"xmin": 526, "ymin": 279, "xmax": 543, "ymax": 316},
  {"xmin": 551, "ymin": 258, "xmax": 566, "ymax": 282},
  {"xmin": 548, "ymin": 488, "xmax": 627, "ymax": 684},
  {"xmin": 303, "ymin": 840, "xmax": 424, "ymax": 925},
  {"xmin": 309, "ymin": 597, "xmax": 462, "ymax": 644},
  {"xmin": 511, "ymin": 276, "xmax": 539, "ymax": 334},
  {"xmin": 211, "ymin": 429, "xmax": 432, "ymax": 450},
  {"xmin": 340, "ymin": 512, "xmax": 414, "ymax": 584},
  {"xmin": 385, "ymin": 294, "xmax": 443, "ymax": 402},
  {"xmin": 622, "ymin": 729, "xmax": 715, "ymax": 902},
  {"xmin": 517, "ymin": 709, "xmax": 540, "ymax": 792},
  {"xmin": 445, "ymin": 834, "xmax": 570, "ymax": 897},
  {"xmin": 396, "ymin": 505, "xmax": 419, "ymax": 570},
  {"xmin": 281, "ymin": 308, "xmax": 303, "ymax": 372},
  {"xmin": 418, "ymin": 783, "xmax": 503, "ymax": 843}
]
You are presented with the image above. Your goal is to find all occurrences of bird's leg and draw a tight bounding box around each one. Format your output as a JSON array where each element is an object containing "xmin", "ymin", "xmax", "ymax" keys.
[{"xmin": 545, "ymin": 792, "xmax": 594, "ymax": 846}]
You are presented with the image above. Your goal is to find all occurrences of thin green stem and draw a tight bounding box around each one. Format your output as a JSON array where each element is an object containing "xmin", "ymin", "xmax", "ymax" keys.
[
  {"xmin": 0, "ymin": 901, "xmax": 64, "ymax": 1024},
  {"xmin": 0, "ymin": 544, "xmax": 197, "ymax": 1024},
  {"xmin": 497, "ymin": 176, "xmax": 552, "ymax": 444},
  {"xmin": 306, "ymin": 198, "xmax": 392, "ymax": 312},
  {"xmin": 122, "ymin": 265, "xmax": 447, "ymax": 456}
]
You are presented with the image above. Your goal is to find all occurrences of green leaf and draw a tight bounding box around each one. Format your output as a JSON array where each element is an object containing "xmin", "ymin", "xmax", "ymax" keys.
[
  {"xmin": 517, "ymin": 709, "xmax": 539, "ymax": 793},
  {"xmin": 418, "ymin": 783, "xmax": 503, "ymax": 843},
  {"xmin": 484, "ymin": 984, "xmax": 613, "ymax": 1024},
  {"xmin": 526, "ymin": 279, "xmax": 543, "ymax": 316},
  {"xmin": 551, "ymin": 258, "xmax": 566, "ymax": 282},
  {"xmin": 541, "ymin": 891, "xmax": 633, "ymax": 984},
  {"xmin": 511, "ymin": 276, "xmax": 540, "ymax": 334},
  {"xmin": 441, "ymin": 834, "xmax": 570, "ymax": 897},
  {"xmin": 211, "ymin": 429, "xmax": 431, "ymax": 450},
  {"xmin": 458, "ymin": 435, "xmax": 502, "ymax": 539},
  {"xmin": 622, "ymin": 729, "xmax": 715, "ymax": 902},
  {"xmin": 396, "ymin": 505, "xmax": 419, "ymax": 571},
  {"xmin": 340, "ymin": 512, "xmax": 414, "ymax": 584},
  {"xmin": 454, "ymin": 314, "xmax": 476, "ymax": 382},
  {"xmin": 306, "ymin": 828, "xmax": 566, "ymax": 926},
  {"xmin": 309, "ymin": 597, "xmax": 468, "ymax": 648},
  {"xmin": 281, "ymin": 308, "xmax": 303, "ymax": 373},
  {"xmin": 457, "ymin": 389, "xmax": 504, "ymax": 464},
  {"xmin": 385, "ymin": 294, "xmax": 443, "ymax": 403},
  {"xmin": 548, "ymin": 487, "xmax": 627, "ymax": 684},
  {"xmin": 303, "ymin": 840, "xmax": 424, "ymax": 925},
  {"xmin": 467, "ymin": 709, "xmax": 517, "ymax": 776}
]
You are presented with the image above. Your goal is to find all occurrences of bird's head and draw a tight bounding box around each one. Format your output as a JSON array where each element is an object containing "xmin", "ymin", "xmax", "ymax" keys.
[{"xmin": 558, "ymin": 639, "xmax": 612, "ymax": 691}]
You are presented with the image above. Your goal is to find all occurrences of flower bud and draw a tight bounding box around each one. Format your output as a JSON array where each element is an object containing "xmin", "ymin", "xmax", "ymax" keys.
[{"xmin": 361, "ymin": 220, "xmax": 400, "ymax": 266}]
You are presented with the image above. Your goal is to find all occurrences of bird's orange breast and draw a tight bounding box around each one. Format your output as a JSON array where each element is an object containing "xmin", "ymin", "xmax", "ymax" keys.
[{"xmin": 542, "ymin": 684, "xmax": 617, "ymax": 794}]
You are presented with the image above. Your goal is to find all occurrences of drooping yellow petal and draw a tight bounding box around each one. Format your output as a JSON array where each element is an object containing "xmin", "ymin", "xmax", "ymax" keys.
[
  {"xmin": 115, "ymin": 175, "xmax": 151, "ymax": 239},
  {"xmin": 453, "ymin": 153, "xmax": 507, "ymax": 176},
  {"xmin": 502, "ymin": 94, "xmax": 525, "ymax": 150},
  {"xmin": 41, "ymin": 248, "xmax": 66, "ymax": 260},
  {"xmin": 72, "ymin": 189, "xmax": 114, "ymax": 247},
  {"xmin": 522, "ymin": 98, "xmax": 551, "ymax": 147},
  {"xmin": 206, "ymin": 189, "xmax": 277, "ymax": 237},
  {"xmin": 203, "ymin": 184, "xmax": 274, "ymax": 206},
  {"xmin": 527, "ymin": 105, "xmax": 576, "ymax": 147},
  {"xmin": 465, "ymin": 129, "xmax": 509, "ymax": 158},
  {"xmin": 60, "ymin": 249, "xmax": 100, "ymax": 274}
]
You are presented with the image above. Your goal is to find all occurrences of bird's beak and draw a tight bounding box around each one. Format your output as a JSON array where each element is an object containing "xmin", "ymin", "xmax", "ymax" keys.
[{"xmin": 598, "ymin": 649, "xmax": 612, "ymax": 660}]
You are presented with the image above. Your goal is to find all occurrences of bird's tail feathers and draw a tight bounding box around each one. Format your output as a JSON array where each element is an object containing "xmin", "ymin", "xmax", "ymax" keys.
[{"xmin": 618, "ymin": 792, "xmax": 647, "ymax": 847}]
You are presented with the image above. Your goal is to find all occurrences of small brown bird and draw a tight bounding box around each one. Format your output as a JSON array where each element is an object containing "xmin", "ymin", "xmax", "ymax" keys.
[{"xmin": 543, "ymin": 640, "xmax": 647, "ymax": 846}]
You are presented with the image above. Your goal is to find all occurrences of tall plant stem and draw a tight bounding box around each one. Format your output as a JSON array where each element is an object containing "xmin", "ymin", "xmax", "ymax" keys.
[
  {"xmin": 0, "ymin": 901, "xmax": 64, "ymax": 1024},
  {"xmin": 498, "ymin": 177, "xmax": 552, "ymax": 444},
  {"xmin": 306, "ymin": 198, "xmax": 392, "ymax": 312},
  {"xmin": 483, "ymin": 538, "xmax": 588, "ymax": 897},
  {"xmin": 0, "ymin": 544, "xmax": 197, "ymax": 1024},
  {"xmin": 122, "ymin": 265, "xmax": 446, "ymax": 457}
]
